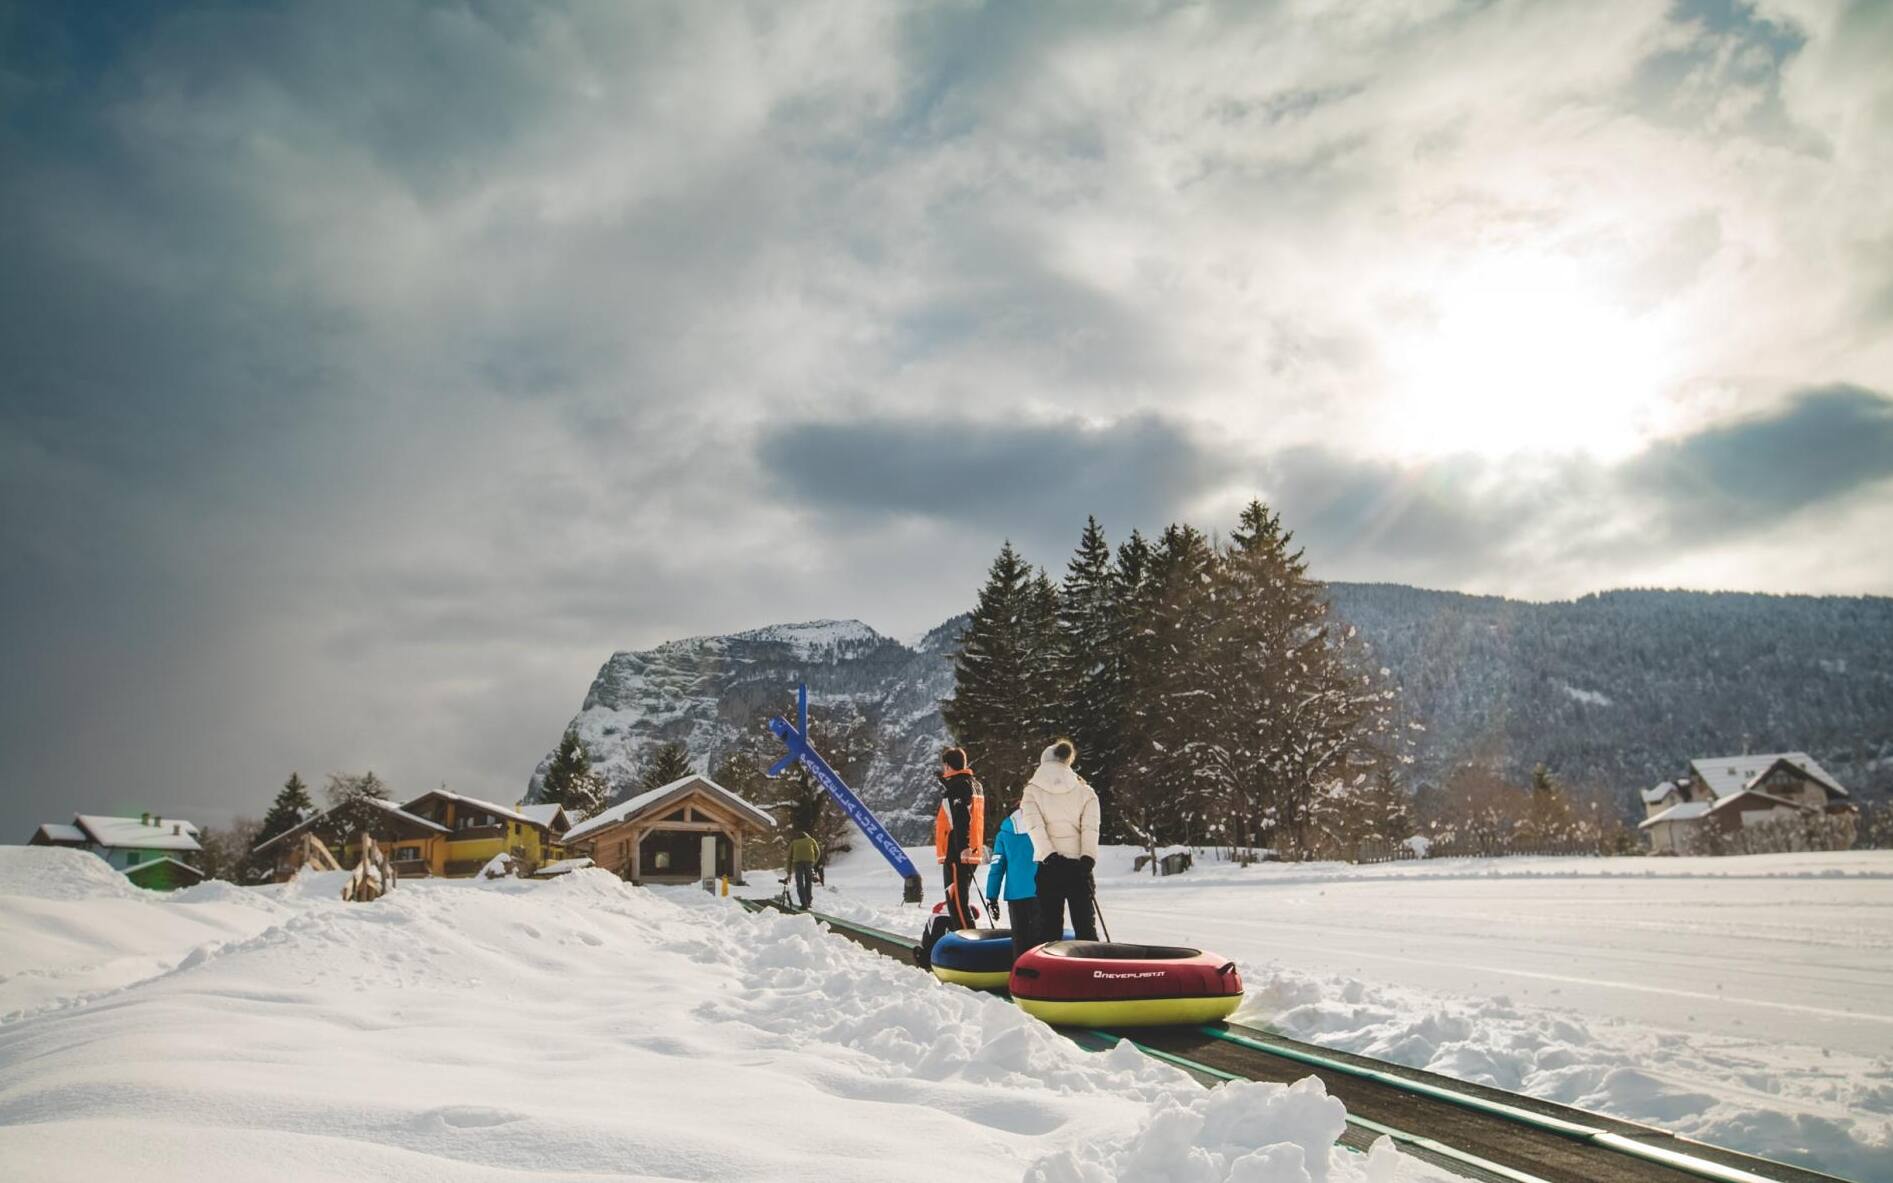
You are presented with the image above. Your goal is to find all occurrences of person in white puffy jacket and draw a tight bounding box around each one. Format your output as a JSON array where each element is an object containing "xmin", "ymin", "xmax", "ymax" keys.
[{"xmin": 1018, "ymin": 739, "xmax": 1100, "ymax": 943}]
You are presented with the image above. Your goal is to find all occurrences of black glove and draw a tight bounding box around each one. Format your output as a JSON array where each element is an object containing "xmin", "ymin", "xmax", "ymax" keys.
[
  {"xmin": 1078, "ymin": 855, "xmax": 1095, "ymax": 874},
  {"xmin": 1041, "ymin": 852, "xmax": 1068, "ymax": 869}
]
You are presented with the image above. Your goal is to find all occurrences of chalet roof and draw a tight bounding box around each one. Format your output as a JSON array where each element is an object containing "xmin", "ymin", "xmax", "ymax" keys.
[
  {"xmin": 1690, "ymin": 753, "xmax": 1847, "ymax": 800},
  {"xmin": 564, "ymin": 775, "xmax": 774, "ymax": 843},
  {"xmin": 252, "ymin": 797, "xmax": 448, "ymax": 855},
  {"xmin": 75, "ymin": 814, "xmax": 203, "ymax": 853},
  {"xmin": 1641, "ymin": 781, "xmax": 1679, "ymax": 805},
  {"xmin": 34, "ymin": 823, "xmax": 87, "ymax": 844},
  {"xmin": 1707, "ymin": 790, "xmax": 1814, "ymax": 816},
  {"xmin": 530, "ymin": 857, "xmax": 594, "ymax": 878},
  {"xmin": 122, "ymin": 856, "xmax": 206, "ymax": 887},
  {"xmin": 400, "ymin": 789, "xmax": 537, "ymax": 828},
  {"xmin": 1639, "ymin": 801, "xmax": 1712, "ymax": 828},
  {"xmin": 515, "ymin": 803, "xmax": 570, "ymax": 830}
]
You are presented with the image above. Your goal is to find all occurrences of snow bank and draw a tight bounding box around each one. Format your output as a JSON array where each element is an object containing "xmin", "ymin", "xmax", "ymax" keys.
[
  {"xmin": 0, "ymin": 856, "xmax": 1452, "ymax": 1182},
  {"xmin": 1029, "ymin": 1077, "xmax": 1404, "ymax": 1183},
  {"xmin": 0, "ymin": 844, "xmax": 144, "ymax": 901},
  {"xmin": 0, "ymin": 846, "xmax": 290, "ymax": 1023}
]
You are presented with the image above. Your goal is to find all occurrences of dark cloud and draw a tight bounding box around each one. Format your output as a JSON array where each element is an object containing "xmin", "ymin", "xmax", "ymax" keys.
[
  {"xmin": 1626, "ymin": 384, "xmax": 1893, "ymax": 534},
  {"xmin": 756, "ymin": 412, "xmax": 1236, "ymax": 547}
]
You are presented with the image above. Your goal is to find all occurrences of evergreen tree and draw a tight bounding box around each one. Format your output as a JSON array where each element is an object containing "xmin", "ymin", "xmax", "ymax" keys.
[
  {"xmin": 636, "ymin": 741, "xmax": 695, "ymax": 793},
  {"xmin": 542, "ymin": 727, "xmax": 607, "ymax": 818},
  {"xmin": 1206, "ymin": 501, "xmax": 1404, "ymax": 857},
  {"xmin": 943, "ymin": 541, "xmax": 1042, "ymax": 815},
  {"xmin": 1056, "ymin": 517, "xmax": 1121, "ymax": 829},
  {"xmin": 1024, "ymin": 568, "xmax": 1064, "ymax": 747},
  {"xmin": 319, "ymin": 771, "xmax": 392, "ymax": 853},
  {"xmin": 1120, "ymin": 524, "xmax": 1218, "ymax": 856},
  {"xmin": 245, "ymin": 773, "xmax": 316, "ymax": 883}
]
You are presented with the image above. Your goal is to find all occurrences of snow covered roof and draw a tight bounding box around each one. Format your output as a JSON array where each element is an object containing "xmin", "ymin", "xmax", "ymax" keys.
[
  {"xmin": 75, "ymin": 814, "xmax": 203, "ymax": 852},
  {"xmin": 1690, "ymin": 753, "xmax": 1848, "ymax": 800},
  {"xmin": 1641, "ymin": 782, "xmax": 1680, "ymax": 805},
  {"xmin": 1707, "ymin": 790, "xmax": 1814, "ymax": 816},
  {"xmin": 34, "ymin": 823, "xmax": 87, "ymax": 844},
  {"xmin": 530, "ymin": 858, "xmax": 594, "ymax": 878},
  {"xmin": 516, "ymin": 803, "xmax": 570, "ymax": 830},
  {"xmin": 252, "ymin": 797, "xmax": 448, "ymax": 854},
  {"xmin": 564, "ymin": 775, "xmax": 775, "ymax": 843},
  {"xmin": 121, "ymin": 856, "xmax": 206, "ymax": 887},
  {"xmin": 400, "ymin": 789, "xmax": 539, "ymax": 828},
  {"xmin": 1639, "ymin": 801, "xmax": 1712, "ymax": 828}
]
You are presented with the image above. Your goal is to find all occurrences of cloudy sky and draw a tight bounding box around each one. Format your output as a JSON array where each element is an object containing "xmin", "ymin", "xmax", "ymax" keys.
[{"xmin": 4, "ymin": 0, "xmax": 1891, "ymax": 836}]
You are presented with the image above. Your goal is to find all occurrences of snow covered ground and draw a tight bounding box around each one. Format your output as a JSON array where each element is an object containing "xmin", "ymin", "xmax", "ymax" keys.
[
  {"xmin": 789, "ymin": 844, "xmax": 1893, "ymax": 1182},
  {"xmin": 0, "ymin": 846, "xmax": 1448, "ymax": 1182}
]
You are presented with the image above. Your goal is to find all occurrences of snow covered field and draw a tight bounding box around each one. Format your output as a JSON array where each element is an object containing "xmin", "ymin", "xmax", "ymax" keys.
[
  {"xmin": 794, "ymin": 844, "xmax": 1893, "ymax": 1181},
  {"xmin": 0, "ymin": 846, "xmax": 1447, "ymax": 1183}
]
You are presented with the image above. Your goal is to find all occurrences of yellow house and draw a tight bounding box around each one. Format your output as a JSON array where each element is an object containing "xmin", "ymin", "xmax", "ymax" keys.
[
  {"xmin": 253, "ymin": 792, "xmax": 574, "ymax": 881},
  {"xmin": 395, "ymin": 790, "xmax": 573, "ymax": 877}
]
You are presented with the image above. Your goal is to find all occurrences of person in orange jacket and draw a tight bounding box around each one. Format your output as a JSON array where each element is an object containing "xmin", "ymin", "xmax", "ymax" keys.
[{"xmin": 933, "ymin": 746, "xmax": 985, "ymax": 929}]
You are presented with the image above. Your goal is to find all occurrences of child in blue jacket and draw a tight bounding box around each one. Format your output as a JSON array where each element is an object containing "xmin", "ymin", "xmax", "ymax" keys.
[{"xmin": 986, "ymin": 810, "xmax": 1041, "ymax": 965}]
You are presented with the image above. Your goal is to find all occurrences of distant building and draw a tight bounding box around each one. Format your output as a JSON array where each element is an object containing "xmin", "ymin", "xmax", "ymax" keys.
[
  {"xmin": 26, "ymin": 813, "xmax": 205, "ymax": 890},
  {"xmin": 251, "ymin": 791, "xmax": 574, "ymax": 881},
  {"xmin": 1640, "ymin": 753, "xmax": 1857, "ymax": 854},
  {"xmin": 563, "ymin": 775, "xmax": 772, "ymax": 885}
]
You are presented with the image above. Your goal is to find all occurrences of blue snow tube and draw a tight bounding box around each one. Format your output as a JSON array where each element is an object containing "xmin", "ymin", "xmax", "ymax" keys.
[{"xmin": 929, "ymin": 927, "xmax": 1076, "ymax": 990}]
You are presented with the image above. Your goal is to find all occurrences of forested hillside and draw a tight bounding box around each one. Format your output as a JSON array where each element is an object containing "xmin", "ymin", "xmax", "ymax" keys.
[
  {"xmin": 1329, "ymin": 585, "xmax": 1893, "ymax": 804},
  {"xmin": 531, "ymin": 588, "xmax": 1892, "ymax": 840}
]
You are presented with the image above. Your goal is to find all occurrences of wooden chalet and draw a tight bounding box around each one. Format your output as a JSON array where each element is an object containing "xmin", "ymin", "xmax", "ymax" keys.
[
  {"xmin": 563, "ymin": 774, "xmax": 773, "ymax": 885},
  {"xmin": 1640, "ymin": 751, "xmax": 1857, "ymax": 853},
  {"xmin": 251, "ymin": 792, "xmax": 572, "ymax": 881}
]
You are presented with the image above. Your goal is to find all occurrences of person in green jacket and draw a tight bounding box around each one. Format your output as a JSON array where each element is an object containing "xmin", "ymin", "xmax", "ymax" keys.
[{"xmin": 788, "ymin": 832, "xmax": 822, "ymax": 909}]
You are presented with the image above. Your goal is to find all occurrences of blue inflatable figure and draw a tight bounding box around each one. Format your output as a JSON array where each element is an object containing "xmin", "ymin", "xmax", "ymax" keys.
[{"xmin": 767, "ymin": 683, "xmax": 924, "ymax": 903}]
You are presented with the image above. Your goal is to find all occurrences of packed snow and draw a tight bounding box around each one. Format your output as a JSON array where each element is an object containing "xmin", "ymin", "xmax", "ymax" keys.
[
  {"xmin": 795, "ymin": 843, "xmax": 1893, "ymax": 1182},
  {"xmin": 0, "ymin": 847, "xmax": 1451, "ymax": 1183}
]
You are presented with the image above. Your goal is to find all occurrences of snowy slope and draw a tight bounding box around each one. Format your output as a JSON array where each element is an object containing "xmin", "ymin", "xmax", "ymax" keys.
[
  {"xmin": 0, "ymin": 847, "xmax": 1445, "ymax": 1183},
  {"xmin": 800, "ymin": 844, "xmax": 1893, "ymax": 1182}
]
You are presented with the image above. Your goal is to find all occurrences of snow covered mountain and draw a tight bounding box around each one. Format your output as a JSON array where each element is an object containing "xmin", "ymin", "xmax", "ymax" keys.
[
  {"xmin": 531, "ymin": 587, "xmax": 1893, "ymax": 835},
  {"xmin": 526, "ymin": 616, "xmax": 969, "ymax": 837}
]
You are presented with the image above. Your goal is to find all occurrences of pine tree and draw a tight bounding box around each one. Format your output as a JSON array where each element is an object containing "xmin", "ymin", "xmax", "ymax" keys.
[
  {"xmin": 319, "ymin": 771, "xmax": 392, "ymax": 853},
  {"xmin": 245, "ymin": 772, "xmax": 316, "ymax": 883},
  {"xmin": 1024, "ymin": 568, "xmax": 1064, "ymax": 745},
  {"xmin": 1056, "ymin": 517, "xmax": 1120, "ymax": 828},
  {"xmin": 943, "ymin": 541, "xmax": 1041, "ymax": 815},
  {"xmin": 1117, "ymin": 524, "xmax": 1218, "ymax": 856},
  {"xmin": 542, "ymin": 727, "xmax": 607, "ymax": 818},
  {"xmin": 636, "ymin": 741, "xmax": 695, "ymax": 794},
  {"xmin": 1205, "ymin": 500, "xmax": 1404, "ymax": 858}
]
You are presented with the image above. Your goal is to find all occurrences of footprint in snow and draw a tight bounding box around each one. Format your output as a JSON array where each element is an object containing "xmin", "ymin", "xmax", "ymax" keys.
[{"xmin": 420, "ymin": 1106, "xmax": 525, "ymax": 1130}]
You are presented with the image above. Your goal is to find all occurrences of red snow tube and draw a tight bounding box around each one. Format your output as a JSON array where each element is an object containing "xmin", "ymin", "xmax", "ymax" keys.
[{"xmin": 1009, "ymin": 940, "xmax": 1243, "ymax": 1028}]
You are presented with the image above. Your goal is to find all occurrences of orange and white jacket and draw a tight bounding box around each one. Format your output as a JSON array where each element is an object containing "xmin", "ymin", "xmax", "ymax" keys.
[{"xmin": 933, "ymin": 768, "xmax": 985, "ymax": 864}]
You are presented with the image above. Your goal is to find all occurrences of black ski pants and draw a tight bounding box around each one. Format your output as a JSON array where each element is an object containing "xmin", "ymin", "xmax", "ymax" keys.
[
  {"xmin": 793, "ymin": 862, "xmax": 814, "ymax": 909},
  {"xmin": 1035, "ymin": 855, "xmax": 1098, "ymax": 944},
  {"xmin": 1005, "ymin": 896, "xmax": 1039, "ymax": 964},
  {"xmin": 942, "ymin": 856, "xmax": 975, "ymax": 929}
]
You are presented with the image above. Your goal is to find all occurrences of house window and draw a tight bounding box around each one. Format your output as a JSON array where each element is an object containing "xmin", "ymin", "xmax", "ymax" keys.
[{"xmin": 394, "ymin": 845, "xmax": 422, "ymax": 861}]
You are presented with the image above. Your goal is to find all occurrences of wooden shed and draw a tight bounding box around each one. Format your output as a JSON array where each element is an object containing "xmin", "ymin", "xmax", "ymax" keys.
[{"xmin": 562, "ymin": 775, "xmax": 773, "ymax": 885}]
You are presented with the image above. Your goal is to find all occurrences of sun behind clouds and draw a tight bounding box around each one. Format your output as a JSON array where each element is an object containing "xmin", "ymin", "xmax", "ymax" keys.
[{"xmin": 1379, "ymin": 248, "xmax": 1685, "ymax": 461}]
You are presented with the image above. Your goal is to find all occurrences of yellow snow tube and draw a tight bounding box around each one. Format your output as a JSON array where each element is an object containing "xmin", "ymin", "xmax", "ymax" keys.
[
  {"xmin": 1012, "ymin": 992, "xmax": 1242, "ymax": 1029},
  {"xmin": 931, "ymin": 965, "xmax": 1012, "ymax": 990}
]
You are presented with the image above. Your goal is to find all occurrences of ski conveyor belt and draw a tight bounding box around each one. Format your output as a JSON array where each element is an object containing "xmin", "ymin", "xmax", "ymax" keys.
[{"xmin": 739, "ymin": 898, "xmax": 1854, "ymax": 1183}]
